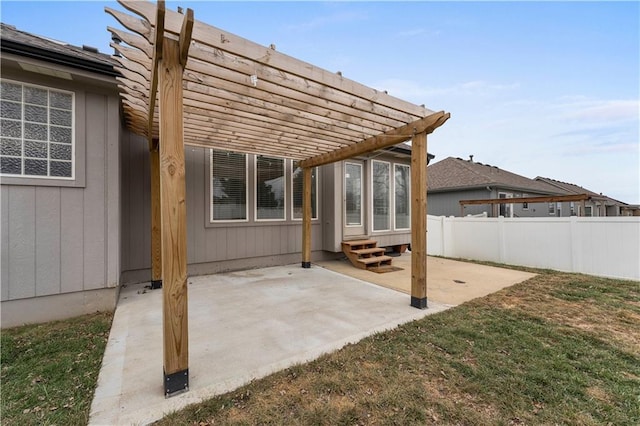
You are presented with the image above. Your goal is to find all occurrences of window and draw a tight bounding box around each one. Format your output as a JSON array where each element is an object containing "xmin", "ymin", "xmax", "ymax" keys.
[
  {"xmin": 570, "ymin": 202, "xmax": 576, "ymax": 216},
  {"xmin": 292, "ymin": 161, "xmax": 318, "ymax": 220},
  {"xmin": 210, "ymin": 150, "xmax": 247, "ymax": 221},
  {"xmin": 394, "ymin": 164, "xmax": 410, "ymax": 229},
  {"xmin": 522, "ymin": 193, "xmax": 529, "ymax": 210},
  {"xmin": 1, "ymin": 80, "xmax": 74, "ymax": 178},
  {"xmin": 256, "ymin": 155, "xmax": 285, "ymax": 220},
  {"xmin": 344, "ymin": 162, "xmax": 362, "ymax": 226},
  {"xmin": 584, "ymin": 206, "xmax": 592, "ymax": 217},
  {"xmin": 548, "ymin": 202, "xmax": 555, "ymax": 215},
  {"xmin": 499, "ymin": 192, "xmax": 513, "ymax": 217},
  {"xmin": 372, "ymin": 160, "xmax": 390, "ymax": 231}
]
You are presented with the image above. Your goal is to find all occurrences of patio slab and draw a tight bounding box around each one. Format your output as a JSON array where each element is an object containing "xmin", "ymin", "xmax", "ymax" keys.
[
  {"xmin": 316, "ymin": 254, "xmax": 536, "ymax": 306},
  {"xmin": 89, "ymin": 264, "xmax": 451, "ymax": 425}
]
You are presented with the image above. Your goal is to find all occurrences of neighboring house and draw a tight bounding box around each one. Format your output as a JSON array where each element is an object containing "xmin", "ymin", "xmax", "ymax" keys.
[
  {"xmin": 427, "ymin": 156, "xmax": 629, "ymax": 218},
  {"xmin": 1, "ymin": 24, "xmax": 432, "ymax": 326},
  {"xmin": 427, "ymin": 156, "xmax": 564, "ymax": 217},
  {"xmin": 534, "ymin": 177, "xmax": 631, "ymax": 217}
]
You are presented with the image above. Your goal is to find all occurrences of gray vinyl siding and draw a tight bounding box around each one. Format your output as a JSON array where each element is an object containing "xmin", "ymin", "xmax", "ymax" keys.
[
  {"xmin": 120, "ymin": 142, "xmax": 324, "ymax": 280},
  {"xmin": 0, "ymin": 82, "xmax": 120, "ymax": 302},
  {"xmin": 428, "ymin": 189, "xmax": 491, "ymax": 217}
]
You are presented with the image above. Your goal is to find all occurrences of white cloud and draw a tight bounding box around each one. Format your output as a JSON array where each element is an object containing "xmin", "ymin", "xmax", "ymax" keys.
[
  {"xmin": 558, "ymin": 99, "xmax": 639, "ymax": 123},
  {"xmin": 372, "ymin": 78, "xmax": 520, "ymax": 102},
  {"xmin": 284, "ymin": 11, "xmax": 368, "ymax": 32}
]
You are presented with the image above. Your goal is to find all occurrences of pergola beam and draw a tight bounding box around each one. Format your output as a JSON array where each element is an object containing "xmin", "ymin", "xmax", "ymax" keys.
[
  {"xmin": 118, "ymin": 0, "xmax": 432, "ymax": 119},
  {"xmin": 410, "ymin": 131, "xmax": 428, "ymax": 309},
  {"xmin": 459, "ymin": 193, "xmax": 590, "ymax": 206},
  {"xmin": 147, "ymin": 0, "xmax": 165, "ymax": 151},
  {"xmin": 302, "ymin": 167, "xmax": 312, "ymax": 268},
  {"xmin": 299, "ymin": 111, "xmax": 449, "ymax": 168}
]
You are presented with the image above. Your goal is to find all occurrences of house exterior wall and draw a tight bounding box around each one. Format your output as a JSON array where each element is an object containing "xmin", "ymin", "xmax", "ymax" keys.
[
  {"xmin": 428, "ymin": 188, "xmax": 491, "ymax": 217},
  {"xmin": 429, "ymin": 187, "xmax": 595, "ymax": 218},
  {"xmin": 120, "ymin": 141, "xmax": 331, "ymax": 284},
  {"xmin": 1, "ymin": 66, "xmax": 121, "ymax": 327},
  {"xmin": 321, "ymin": 154, "xmax": 414, "ymax": 252}
]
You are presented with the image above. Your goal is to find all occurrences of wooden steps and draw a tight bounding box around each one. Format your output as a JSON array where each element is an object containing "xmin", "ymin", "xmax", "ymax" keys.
[{"xmin": 341, "ymin": 239, "xmax": 392, "ymax": 270}]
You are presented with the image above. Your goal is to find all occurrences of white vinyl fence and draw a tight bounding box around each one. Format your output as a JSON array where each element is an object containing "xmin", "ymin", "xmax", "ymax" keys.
[{"xmin": 427, "ymin": 215, "xmax": 640, "ymax": 280}]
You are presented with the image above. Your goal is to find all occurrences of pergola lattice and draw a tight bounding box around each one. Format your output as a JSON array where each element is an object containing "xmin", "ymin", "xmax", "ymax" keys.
[{"xmin": 108, "ymin": 0, "xmax": 449, "ymax": 396}]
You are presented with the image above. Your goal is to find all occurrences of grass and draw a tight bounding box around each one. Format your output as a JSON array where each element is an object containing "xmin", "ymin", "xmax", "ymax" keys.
[
  {"xmin": 1, "ymin": 269, "xmax": 638, "ymax": 426},
  {"xmin": 156, "ymin": 270, "xmax": 640, "ymax": 425},
  {"xmin": 1, "ymin": 312, "xmax": 112, "ymax": 426}
]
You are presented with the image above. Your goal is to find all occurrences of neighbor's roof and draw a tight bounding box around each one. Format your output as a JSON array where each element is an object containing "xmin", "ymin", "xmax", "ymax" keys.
[
  {"xmin": 0, "ymin": 22, "xmax": 117, "ymax": 76},
  {"xmin": 107, "ymin": 0, "xmax": 448, "ymax": 165},
  {"xmin": 535, "ymin": 176, "xmax": 627, "ymax": 205},
  {"xmin": 427, "ymin": 157, "xmax": 563, "ymax": 194}
]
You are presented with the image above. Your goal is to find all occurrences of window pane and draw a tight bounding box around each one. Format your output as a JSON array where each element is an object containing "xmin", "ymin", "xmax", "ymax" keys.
[
  {"xmin": 1, "ymin": 119, "xmax": 21, "ymax": 138},
  {"xmin": 0, "ymin": 156, "xmax": 21, "ymax": 174},
  {"xmin": 1, "ymin": 82, "xmax": 22, "ymax": 101},
  {"xmin": 256, "ymin": 155, "xmax": 284, "ymax": 220},
  {"xmin": 372, "ymin": 161, "xmax": 390, "ymax": 231},
  {"xmin": 0, "ymin": 83, "xmax": 74, "ymax": 179},
  {"xmin": 25, "ymin": 123, "xmax": 47, "ymax": 141},
  {"xmin": 50, "ymin": 108, "xmax": 72, "ymax": 126},
  {"xmin": 211, "ymin": 150, "xmax": 247, "ymax": 221},
  {"xmin": 395, "ymin": 164, "xmax": 410, "ymax": 229},
  {"xmin": 1, "ymin": 101, "xmax": 22, "ymax": 120},
  {"xmin": 25, "ymin": 105, "xmax": 47, "ymax": 123},
  {"xmin": 345, "ymin": 163, "xmax": 362, "ymax": 226},
  {"xmin": 50, "ymin": 126, "xmax": 72, "ymax": 143},
  {"xmin": 50, "ymin": 92, "xmax": 72, "ymax": 109},
  {"xmin": 24, "ymin": 86, "xmax": 47, "ymax": 106},
  {"xmin": 50, "ymin": 143, "xmax": 71, "ymax": 160},
  {"xmin": 50, "ymin": 161, "xmax": 72, "ymax": 177},
  {"xmin": 24, "ymin": 158, "xmax": 47, "ymax": 176},
  {"xmin": 24, "ymin": 140, "xmax": 48, "ymax": 158},
  {"xmin": 1, "ymin": 138, "xmax": 22, "ymax": 156},
  {"xmin": 292, "ymin": 162, "xmax": 317, "ymax": 219}
]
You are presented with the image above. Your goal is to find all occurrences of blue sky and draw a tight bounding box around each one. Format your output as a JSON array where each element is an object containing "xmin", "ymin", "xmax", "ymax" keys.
[{"xmin": 2, "ymin": 1, "xmax": 638, "ymax": 203}]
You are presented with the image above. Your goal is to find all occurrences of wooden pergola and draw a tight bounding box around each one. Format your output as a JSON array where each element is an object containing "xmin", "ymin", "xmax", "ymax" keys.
[
  {"xmin": 107, "ymin": 0, "xmax": 449, "ymax": 396},
  {"xmin": 459, "ymin": 194, "xmax": 591, "ymax": 217}
]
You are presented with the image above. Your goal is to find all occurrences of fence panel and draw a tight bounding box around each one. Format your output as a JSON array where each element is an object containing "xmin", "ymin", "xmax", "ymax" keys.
[{"xmin": 426, "ymin": 215, "xmax": 639, "ymax": 280}]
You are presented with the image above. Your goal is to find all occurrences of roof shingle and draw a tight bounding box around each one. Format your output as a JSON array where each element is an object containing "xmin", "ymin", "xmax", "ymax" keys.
[{"xmin": 427, "ymin": 157, "xmax": 563, "ymax": 194}]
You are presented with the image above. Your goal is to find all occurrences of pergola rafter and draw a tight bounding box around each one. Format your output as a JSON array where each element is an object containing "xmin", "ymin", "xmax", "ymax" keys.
[{"xmin": 107, "ymin": 0, "xmax": 449, "ymax": 398}]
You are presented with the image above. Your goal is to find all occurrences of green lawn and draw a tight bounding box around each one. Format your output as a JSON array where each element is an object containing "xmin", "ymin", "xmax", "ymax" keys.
[
  {"xmin": 1, "ymin": 269, "xmax": 638, "ymax": 425},
  {"xmin": 1, "ymin": 312, "xmax": 112, "ymax": 426}
]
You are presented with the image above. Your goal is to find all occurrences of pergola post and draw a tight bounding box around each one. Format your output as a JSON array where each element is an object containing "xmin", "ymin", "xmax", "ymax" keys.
[
  {"xmin": 302, "ymin": 167, "xmax": 312, "ymax": 268},
  {"xmin": 410, "ymin": 131, "xmax": 428, "ymax": 309},
  {"xmin": 159, "ymin": 36, "xmax": 189, "ymax": 397},
  {"xmin": 150, "ymin": 144, "xmax": 162, "ymax": 289}
]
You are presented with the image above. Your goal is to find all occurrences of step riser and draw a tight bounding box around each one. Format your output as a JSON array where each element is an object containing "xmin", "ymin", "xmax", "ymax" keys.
[{"xmin": 342, "ymin": 239, "xmax": 393, "ymax": 270}]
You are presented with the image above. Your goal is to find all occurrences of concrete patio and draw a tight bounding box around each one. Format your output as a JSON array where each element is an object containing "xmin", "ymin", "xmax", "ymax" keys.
[{"xmin": 89, "ymin": 256, "xmax": 534, "ymax": 425}]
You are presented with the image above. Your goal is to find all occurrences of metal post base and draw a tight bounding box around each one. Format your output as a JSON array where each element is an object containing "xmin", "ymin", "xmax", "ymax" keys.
[
  {"xmin": 164, "ymin": 368, "xmax": 189, "ymax": 397},
  {"xmin": 150, "ymin": 279, "xmax": 162, "ymax": 289},
  {"xmin": 410, "ymin": 296, "xmax": 428, "ymax": 309},
  {"xmin": 301, "ymin": 261, "xmax": 311, "ymax": 268}
]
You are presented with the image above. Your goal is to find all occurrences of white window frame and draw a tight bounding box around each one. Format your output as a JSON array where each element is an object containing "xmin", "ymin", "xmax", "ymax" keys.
[
  {"xmin": 209, "ymin": 149, "xmax": 249, "ymax": 223},
  {"xmin": 344, "ymin": 161, "xmax": 363, "ymax": 228},
  {"xmin": 254, "ymin": 155, "xmax": 286, "ymax": 222},
  {"xmin": 291, "ymin": 161, "xmax": 318, "ymax": 221},
  {"xmin": 371, "ymin": 159, "xmax": 391, "ymax": 232},
  {"xmin": 0, "ymin": 79, "xmax": 75, "ymax": 180},
  {"xmin": 522, "ymin": 193, "xmax": 529, "ymax": 210},
  {"xmin": 548, "ymin": 202, "xmax": 556, "ymax": 215},
  {"xmin": 394, "ymin": 163, "xmax": 411, "ymax": 230}
]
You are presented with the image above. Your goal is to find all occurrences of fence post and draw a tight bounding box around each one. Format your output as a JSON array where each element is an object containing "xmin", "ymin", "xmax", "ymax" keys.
[
  {"xmin": 570, "ymin": 216, "xmax": 581, "ymax": 273},
  {"xmin": 498, "ymin": 216, "xmax": 505, "ymax": 263}
]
